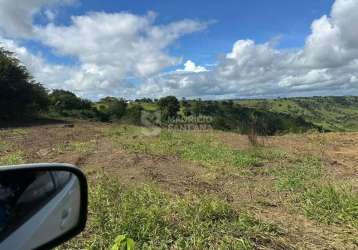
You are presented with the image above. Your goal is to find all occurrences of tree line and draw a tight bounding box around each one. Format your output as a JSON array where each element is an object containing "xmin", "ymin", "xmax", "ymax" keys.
[{"xmin": 0, "ymin": 47, "xmax": 320, "ymax": 134}]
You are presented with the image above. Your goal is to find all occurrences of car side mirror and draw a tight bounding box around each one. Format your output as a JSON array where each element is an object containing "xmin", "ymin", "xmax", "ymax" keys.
[{"xmin": 0, "ymin": 164, "xmax": 88, "ymax": 250}]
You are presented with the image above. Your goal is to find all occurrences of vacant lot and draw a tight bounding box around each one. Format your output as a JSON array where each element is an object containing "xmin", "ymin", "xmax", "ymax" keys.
[{"xmin": 0, "ymin": 121, "xmax": 357, "ymax": 249}]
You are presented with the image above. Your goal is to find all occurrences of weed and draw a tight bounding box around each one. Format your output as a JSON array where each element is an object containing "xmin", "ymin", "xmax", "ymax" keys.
[
  {"xmin": 301, "ymin": 185, "xmax": 358, "ymax": 229},
  {"xmin": 109, "ymin": 127, "xmax": 264, "ymax": 168},
  {"xmin": 61, "ymin": 173, "xmax": 287, "ymax": 250},
  {"xmin": 274, "ymin": 155, "xmax": 322, "ymax": 191},
  {"xmin": 180, "ymin": 143, "xmax": 259, "ymax": 168},
  {"xmin": 0, "ymin": 150, "xmax": 25, "ymax": 165},
  {"xmin": 111, "ymin": 235, "xmax": 135, "ymax": 250},
  {"xmin": 56, "ymin": 140, "xmax": 96, "ymax": 153}
]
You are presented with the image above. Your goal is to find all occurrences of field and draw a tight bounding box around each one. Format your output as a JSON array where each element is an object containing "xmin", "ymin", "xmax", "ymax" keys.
[
  {"xmin": 238, "ymin": 96, "xmax": 358, "ymax": 132},
  {"xmin": 0, "ymin": 121, "xmax": 357, "ymax": 249}
]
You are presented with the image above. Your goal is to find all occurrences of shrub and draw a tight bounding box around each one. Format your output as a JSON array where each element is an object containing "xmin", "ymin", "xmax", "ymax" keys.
[
  {"xmin": 158, "ymin": 96, "xmax": 180, "ymax": 120},
  {"xmin": 0, "ymin": 47, "xmax": 49, "ymax": 120}
]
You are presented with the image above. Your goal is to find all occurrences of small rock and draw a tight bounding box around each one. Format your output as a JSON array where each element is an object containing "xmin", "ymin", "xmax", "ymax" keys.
[{"xmin": 37, "ymin": 148, "xmax": 51, "ymax": 157}]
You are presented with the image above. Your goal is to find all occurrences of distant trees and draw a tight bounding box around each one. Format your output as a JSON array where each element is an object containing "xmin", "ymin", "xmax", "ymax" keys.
[
  {"xmin": 135, "ymin": 98, "xmax": 153, "ymax": 103},
  {"xmin": 158, "ymin": 96, "xmax": 179, "ymax": 119},
  {"xmin": 49, "ymin": 89, "xmax": 92, "ymax": 111},
  {"xmin": 98, "ymin": 97, "xmax": 127, "ymax": 121},
  {"xmin": 0, "ymin": 47, "xmax": 49, "ymax": 120}
]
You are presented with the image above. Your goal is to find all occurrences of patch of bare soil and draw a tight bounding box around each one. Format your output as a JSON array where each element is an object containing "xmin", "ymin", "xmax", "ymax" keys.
[
  {"xmin": 1, "ymin": 121, "xmax": 218, "ymax": 196},
  {"xmin": 81, "ymin": 138, "xmax": 220, "ymax": 195},
  {"xmin": 219, "ymin": 132, "xmax": 358, "ymax": 187},
  {"xmin": 217, "ymin": 131, "xmax": 358, "ymax": 249},
  {"xmin": 2, "ymin": 122, "xmax": 357, "ymax": 249}
]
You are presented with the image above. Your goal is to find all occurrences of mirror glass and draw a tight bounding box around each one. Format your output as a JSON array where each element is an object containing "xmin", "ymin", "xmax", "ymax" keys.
[{"xmin": 0, "ymin": 169, "xmax": 82, "ymax": 249}]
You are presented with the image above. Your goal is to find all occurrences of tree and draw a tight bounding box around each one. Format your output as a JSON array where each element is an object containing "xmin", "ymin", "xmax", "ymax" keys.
[
  {"xmin": 0, "ymin": 47, "xmax": 49, "ymax": 120},
  {"xmin": 49, "ymin": 89, "xmax": 92, "ymax": 111},
  {"xmin": 158, "ymin": 96, "xmax": 179, "ymax": 119},
  {"xmin": 99, "ymin": 97, "xmax": 127, "ymax": 120},
  {"xmin": 180, "ymin": 98, "xmax": 191, "ymax": 116}
]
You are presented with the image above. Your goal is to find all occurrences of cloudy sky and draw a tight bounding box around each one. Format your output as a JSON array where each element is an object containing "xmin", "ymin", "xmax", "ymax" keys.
[{"xmin": 0, "ymin": 0, "xmax": 357, "ymax": 100}]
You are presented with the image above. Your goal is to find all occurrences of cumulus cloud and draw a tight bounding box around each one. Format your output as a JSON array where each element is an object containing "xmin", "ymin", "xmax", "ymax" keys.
[
  {"xmin": 0, "ymin": 3, "xmax": 207, "ymax": 99},
  {"xmin": 176, "ymin": 60, "xmax": 208, "ymax": 73},
  {"xmin": 139, "ymin": 0, "xmax": 358, "ymax": 99},
  {"xmin": 36, "ymin": 12, "xmax": 206, "ymax": 78},
  {"xmin": 299, "ymin": 0, "xmax": 358, "ymax": 68},
  {"xmin": 0, "ymin": 0, "xmax": 75, "ymax": 37},
  {"xmin": 0, "ymin": 0, "xmax": 358, "ymax": 99}
]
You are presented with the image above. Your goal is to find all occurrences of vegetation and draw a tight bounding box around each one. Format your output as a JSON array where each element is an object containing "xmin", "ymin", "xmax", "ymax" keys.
[
  {"xmin": 1, "ymin": 46, "xmax": 358, "ymax": 249},
  {"xmin": 1, "ymin": 122, "xmax": 357, "ymax": 249},
  {"xmin": 238, "ymin": 97, "xmax": 358, "ymax": 132},
  {"xmin": 301, "ymin": 185, "xmax": 358, "ymax": 229},
  {"xmin": 158, "ymin": 96, "xmax": 180, "ymax": 120},
  {"xmin": 61, "ymin": 173, "xmax": 286, "ymax": 249},
  {"xmin": 0, "ymin": 47, "xmax": 48, "ymax": 120}
]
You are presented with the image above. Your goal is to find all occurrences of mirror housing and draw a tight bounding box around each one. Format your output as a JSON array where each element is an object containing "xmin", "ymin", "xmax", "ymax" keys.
[{"xmin": 0, "ymin": 164, "xmax": 88, "ymax": 250}]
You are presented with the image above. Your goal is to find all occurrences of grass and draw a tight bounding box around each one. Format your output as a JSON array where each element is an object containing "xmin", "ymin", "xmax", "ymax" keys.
[
  {"xmin": 56, "ymin": 140, "xmax": 97, "ymax": 153},
  {"xmin": 108, "ymin": 126, "xmax": 290, "ymax": 169},
  {"xmin": 0, "ymin": 128, "xmax": 28, "ymax": 137},
  {"xmin": 61, "ymin": 173, "xmax": 287, "ymax": 250},
  {"xmin": 0, "ymin": 150, "xmax": 25, "ymax": 165},
  {"xmin": 272, "ymin": 153, "xmax": 358, "ymax": 230},
  {"xmin": 238, "ymin": 97, "xmax": 358, "ymax": 132},
  {"xmin": 0, "ymin": 141, "xmax": 12, "ymax": 151},
  {"xmin": 300, "ymin": 185, "xmax": 358, "ymax": 229},
  {"xmin": 274, "ymin": 155, "xmax": 322, "ymax": 191},
  {"xmin": 179, "ymin": 143, "xmax": 259, "ymax": 168}
]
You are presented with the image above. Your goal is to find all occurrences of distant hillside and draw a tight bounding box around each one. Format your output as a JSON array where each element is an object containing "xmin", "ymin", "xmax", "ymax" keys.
[{"xmin": 237, "ymin": 96, "xmax": 358, "ymax": 132}]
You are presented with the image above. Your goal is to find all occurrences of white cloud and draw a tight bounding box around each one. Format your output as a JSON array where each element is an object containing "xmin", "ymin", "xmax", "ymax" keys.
[
  {"xmin": 0, "ymin": 0, "xmax": 75, "ymax": 37},
  {"xmin": 1, "ymin": 0, "xmax": 358, "ymax": 99},
  {"xmin": 176, "ymin": 60, "xmax": 208, "ymax": 73},
  {"xmin": 138, "ymin": 0, "xmax": 358, "ymax": 99},
  {"xmin": 36, "ymin": 12, "xmax": 206, "ymax": 78},
  {"xmin": 0, "ymin": 5, "xmax": 207, "ymax": 99}
]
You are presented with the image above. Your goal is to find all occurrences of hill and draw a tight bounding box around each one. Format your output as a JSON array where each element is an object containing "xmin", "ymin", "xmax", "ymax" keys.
[{"xmin": 237, "ymin": 96, "xmax": 358, "ymax": 132}]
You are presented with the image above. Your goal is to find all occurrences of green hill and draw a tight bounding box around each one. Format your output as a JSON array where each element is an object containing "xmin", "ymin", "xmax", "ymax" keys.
[{"xmin": 237, "ymin": 96, "xmax": 358, "ymax": 132}]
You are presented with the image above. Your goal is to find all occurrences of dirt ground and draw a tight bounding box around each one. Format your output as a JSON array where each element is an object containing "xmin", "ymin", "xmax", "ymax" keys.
[{"xmin": 0, "ymin": 121, "xmax": 357, "ymax": 249}]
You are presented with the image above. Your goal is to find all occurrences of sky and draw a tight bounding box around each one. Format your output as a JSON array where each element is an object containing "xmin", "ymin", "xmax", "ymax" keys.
[{"xmin": 0, "ymin": 0, "xmax": 357, "ymax": 100}]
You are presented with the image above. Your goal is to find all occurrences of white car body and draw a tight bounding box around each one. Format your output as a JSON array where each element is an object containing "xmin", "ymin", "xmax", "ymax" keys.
[{"xmin": 0, "ymin": 174, "xmax": 81, "ymax": 250}]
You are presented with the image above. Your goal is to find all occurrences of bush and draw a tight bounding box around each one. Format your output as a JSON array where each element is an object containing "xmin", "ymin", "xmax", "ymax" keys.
[
  {"xmin": 123, "ymin": 104, "xmax": 143, "ymax": 125},
  {"xmin": 49, "ymin": 89, "xmax": 92, "ymax": 111},
  {"xmin": 97, "ymin": 97, "xmax": 127, "ymax": 121},
  {"xmin": 0, "ymin": 47, "xmax": 49, "ymax": 120},
  {"xmin": 158, "ymin": 96, "xmax": 180, "ymax": 120}
]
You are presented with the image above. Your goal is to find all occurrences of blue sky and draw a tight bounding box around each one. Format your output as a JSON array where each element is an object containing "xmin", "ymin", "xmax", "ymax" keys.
[
  {"xmin": 0, "ymin": 0, "xmax": 357, "ymax": 99},
  {"xmin": 34, "ymin": 0, "xmax": 334, "ymax": 67}
]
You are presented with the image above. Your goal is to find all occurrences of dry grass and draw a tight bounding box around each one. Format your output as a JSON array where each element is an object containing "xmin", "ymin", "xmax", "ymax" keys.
[{"xmin": 0, "ymin": 121, "xmax": 357, "ymax": 249}]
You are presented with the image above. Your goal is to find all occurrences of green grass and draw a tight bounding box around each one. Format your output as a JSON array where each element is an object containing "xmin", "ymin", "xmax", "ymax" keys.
[
  {"xmin": 271, "ymin": 153, "xmax": 358, "ymax": 230},
  {"xmin": 108, "ymin": 126, "xmax": 287, "ymax": 169},
  {"xmin": 61, "ymin": 173, "xmax": 287, "ymax": 250},
  {"xmin": 0, "ymin": 141, "xmax": 12, "ymax": 151},
  {"xmin": 56, "ymin": 140, "xmax": 96, "ymax": 153},
  {"xmin": 0, "ymin": 150, "xmax": 25, "ymax": 165},
  {"xmin": 300, "ymin": 185, "xmax": 358, "ymax": 229},
  {"xmin": 274, "ymin": 155, "xmax": 322, "ymax": 191},
  {"xmin": 238, "ymin": 97, "xmax": 358, "ymax": 132},
  {"xmin": 140, "ymin": 103, "xmax": 159, "ymax": 112},
  {"xmin": 180, "ymin": 143, "xmax": 259, "ymax": 168}
]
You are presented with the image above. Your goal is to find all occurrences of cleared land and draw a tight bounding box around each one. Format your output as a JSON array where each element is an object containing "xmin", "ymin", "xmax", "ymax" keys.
[{"xmin": 0, "ymin": 121, "xmax": 357, "ymax": 249}]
